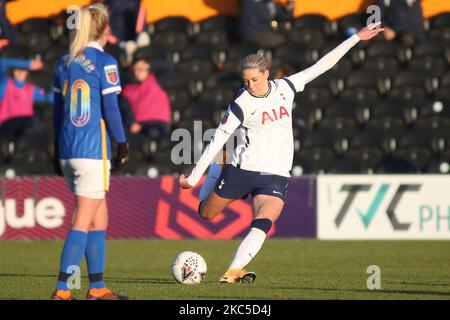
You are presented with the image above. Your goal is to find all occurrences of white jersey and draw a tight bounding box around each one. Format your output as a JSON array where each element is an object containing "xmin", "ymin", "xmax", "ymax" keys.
[
  {"xmin": 186, "ymin": 34, "xmax": 360, "ymax": 187},
  {"xmin": 228, "ymin": 79, "xmax": 297, "ymax": 177}
]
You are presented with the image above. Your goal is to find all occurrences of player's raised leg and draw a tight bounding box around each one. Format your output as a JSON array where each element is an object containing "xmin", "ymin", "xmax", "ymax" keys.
[
  {"xmin": 220, "ymin": 194, "xmax": 284, "ymax": 284},
  {"xmin": 199, "ymin": 191, "xmax": 236, "ymax": 221},
  {"xmin": 198, "ymin": 161, "xmax": 223, "ymax": 214}
]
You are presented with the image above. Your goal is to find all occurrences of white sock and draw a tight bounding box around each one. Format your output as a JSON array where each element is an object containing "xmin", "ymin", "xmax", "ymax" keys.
[
  {"xmin": 199, "ymin": 162, "xmax": 222, "ymax": 202},
  {"xmin": 228, "ymin": 228, "xmax": 267, "ymax": 270}
]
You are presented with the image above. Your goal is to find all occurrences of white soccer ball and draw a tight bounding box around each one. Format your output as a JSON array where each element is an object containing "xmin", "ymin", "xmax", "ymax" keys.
[{"xmin": 171, "ymin": 251, "xmax": 207, "ymax": 284}]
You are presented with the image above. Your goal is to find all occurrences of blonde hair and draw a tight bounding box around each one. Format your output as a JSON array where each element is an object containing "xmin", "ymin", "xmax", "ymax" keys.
[
  {"xmin": 69, "ymin": 4, "xmax": 109, "ymax": 61},
  {"xmin": 240, "ymin": 50, "xmax": 271, "ymax": 73}
]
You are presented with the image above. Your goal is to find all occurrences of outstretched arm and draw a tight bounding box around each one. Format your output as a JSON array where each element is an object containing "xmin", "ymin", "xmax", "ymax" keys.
[
  {"xmin": 179, "ymin": 103, "xmax": 243, "ymax": 188},
  {"xmin": 286, "ymin": 23, "xmax": 385, "ymax": 91}
]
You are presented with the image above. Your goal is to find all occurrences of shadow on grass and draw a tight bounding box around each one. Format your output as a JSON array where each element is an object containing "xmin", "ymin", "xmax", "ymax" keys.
[
  {"xmin": 273, "ymin": 286, "xmax": 450, "ymax": 298},
  {"xmin": 0, "ymin": 273, "xmax": 174, "ymax": 285},
  {"xmin": 0, "ymin": 273, "xmax": 55, "ymax": 279}
]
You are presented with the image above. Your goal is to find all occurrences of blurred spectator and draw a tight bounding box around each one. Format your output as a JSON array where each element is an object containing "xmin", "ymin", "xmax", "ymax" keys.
[
  {"xmin": 238, "ymin": 0, "xmax": 295, "ymax": 48},
  {"xmin": 0, "ymin": 0, "xmax": 18, "ymax": 48},
  {"xmin": 377, "ymin": 0, "xmax": 425, "ymax": 46},
  {"xmin": 93, "ymin": 0, "xmax": 150, "ymax": 63},
  {"xmin": 0, "ymin": 58, "xmax": 53, "ymax": 139},
  {"xmin": 121, "ymin": 59, "xmax": 171, "ymax": 142}
]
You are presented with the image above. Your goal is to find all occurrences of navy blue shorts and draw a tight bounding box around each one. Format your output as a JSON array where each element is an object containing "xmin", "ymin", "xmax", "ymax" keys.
[{"xmin": 214, "ymin": 164, "xmax": 289, "ymax": 201}]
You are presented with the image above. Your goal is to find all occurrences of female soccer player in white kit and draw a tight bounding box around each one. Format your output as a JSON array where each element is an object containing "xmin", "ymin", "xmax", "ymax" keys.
[{"xmin": 179, "ymin": 24, "xmax": 384, "ymax": 283}]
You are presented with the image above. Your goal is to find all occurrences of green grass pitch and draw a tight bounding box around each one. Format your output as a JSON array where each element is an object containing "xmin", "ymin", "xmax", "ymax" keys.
[{"xmin": 0, "ymin": 239, "xmax": 449, "ymax": 300}]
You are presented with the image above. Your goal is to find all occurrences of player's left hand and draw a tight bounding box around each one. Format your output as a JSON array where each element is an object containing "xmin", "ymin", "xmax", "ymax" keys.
[
  {"xmin": 113, "ymin": 142, "xmax": 129, "ymax": 169},
  {"xmin": 357, "ymin": 22, "xmax": 385, "ymax": 41},
  {"xmin": 179, "ymin": 174, "xmax": 193, "ymax": 189}
]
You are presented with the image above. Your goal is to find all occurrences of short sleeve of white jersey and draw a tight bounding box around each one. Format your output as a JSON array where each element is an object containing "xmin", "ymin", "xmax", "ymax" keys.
[
  {"xmin": 100, "ymin": 56, "xmax": 122, "ymax": 95},
  {"xmin": 186, "ymin": 103, "xmax": 243, "ymax": 187}
]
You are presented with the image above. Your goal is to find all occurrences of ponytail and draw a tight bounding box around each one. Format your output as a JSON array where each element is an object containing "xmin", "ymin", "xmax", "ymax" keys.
[{"xmin": 69, "ymin": 4, "xmax": 110, "ymax": 62}]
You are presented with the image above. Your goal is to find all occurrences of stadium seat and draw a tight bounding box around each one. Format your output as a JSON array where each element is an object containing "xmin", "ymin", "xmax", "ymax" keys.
[
  {"xmin": 195, "ymin": 29, "xmax": 230, "ymax": 51},
  {"xmin": 0, "ymin": 137, "xmax": 8, "ymax": 165},
  {"xmin": 292, "ymin": 105, "xmax": 316, "ymax": 137},
  {"xmin": 362, "ymin": 57, "xmax": 400, "ymax": 78},
  {"xmin": 365, "ymin": 41, "xmax": 404, "ymax": 61},
  {"xmin": 434, "ymin": 71, "xmax": 450, "ymax": 101},
  {"xmin": 341, "ymin": 70, "xmax": 385, "ymax": 107},
  {"xmin": 0, "ymin": 165, "xmax": 27, "ymax": 178},
  {"xmin": 180, "ymin": 44, "xmax": 214, "ymax": 62},
  {"xmin": 199, "ymin": 87, "xmax": 235, "ymax": 110},
  {"xmin": 27, "ymin": 72, "xmax": 53, "ymax": 91},
  {"xmin": 133, "ymin": 45, "xmax": 170, "ymax": 62},
  {"xmin": 160, "ymin": 73, "xmax": 198, "ymax": 96},
  {"xmin": 374, "ymin": 156, "xmax": 418, "ymax": 174},
  {"xmin": 291, "ymin": 157, "xmax": 315, "ymax": 175},
  {"xmin": 296, "ymin": 85, "xmax": 334, "ymax": 110},
  {"xmin": 224, "ymin": 43, "xmax": 259, "ymax": 61},
  {"xmin": 20, "ymin": 33, "xmax": 53, "ymax": 54},
  {"xmin": 414, "ymin": 99, "xmax": 450, "ymax": 137},
  {"xmin": 287, "ymin": 28, "xmax": 326, "ymax": 49},
  {"xmin": 366, "ymin": 99, "xmax": 410, "ymax": 138},
  {"xmin": 127, "ymin": 133, "xmax": 152, "ymax": 160},
  {"xmin": 152, "ymin": 31, "xmax": 189, "ymax": 52},
  {"xmin": 428, "ymin": 27, "xmax": 450, "ymax": 43},
  {"xmin": 113, "ymin": 155, "xmax": 148, "ymax": 176},
  {"xmin": 17, "ymin": 18, "xmax": 53, "ymax": 35},
  {"xmin": 34, "ymin": 102, "xmax": 53, "ymax": 126},
  {"xmin": 392, "ymin": 130, "xmax": 435, "ymax": 170},
  {"xmin": 297, "ymin": 130, "xmax": 343, "ymax": 172},
  {"xmin": 295, "ymin": 66, "xmax": 338, "ymax": 111},
  {"xmin": 134, "ymin": 163, "xmax": 174, "ymax": 178},
  {"xmin": 413, "ymin": 40, "xmax": 449, "ymax": 61},
  {"xmin": 151, "ymin": 16, "xmax": 192, "ymax": 35},
  {"xmin": 167, "ymin": 89, "xmax": 192, "ymax": 121},
  {"xmin": 346, "ymin": 129, "xmax": 389, "ymax": 170},
  {"xmin": 292, "ymin": 14, "xmax": 330, "ymax": 33},
  {"xmin": 327, "ymin": 157, "xmax": 367, "ymax": 174},
  {"xmin": 204, "ymin": 72, "xmax": 242, "ymax": 91},
  {"xmin": 9, "ymin": 133, "xmax": 53, "ymax": 175},
  {"xmin": 388, "ymin": 70, "xmax": 430, "ymax": 107},
  {"xmin": 273, "ymin": 44, "xmax": 317, "ymax": 68},
  {"xmin": 181, "ymin": 101, "xmax": 218, "ymax": 126},
  {"xmin": 429, "ymin": 12, "xmax": 450, "ymax": 30},
  {"xmin": 176, "ymin": 59, "xmax": 215, "ymax": 80},
  {"xmin": 196, "ymin": 14, "xmax": 238, "ymax": 33},
  {"xmin": 318, "ymin": 99, "xmax": 362, "ymax": 138},
  {"xmin": 425, "ymin": 156, "xmax": 450, "ymax": 174}
]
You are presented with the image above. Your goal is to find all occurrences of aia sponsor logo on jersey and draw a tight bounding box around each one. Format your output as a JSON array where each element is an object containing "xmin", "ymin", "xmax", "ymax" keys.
[
  {"xmin": 104, "ymin": 65, "xmax": 119, "ymax": 85},
  {"xmin": 262, "ymin": 106, "xmax": 290, "ymax": 125}
]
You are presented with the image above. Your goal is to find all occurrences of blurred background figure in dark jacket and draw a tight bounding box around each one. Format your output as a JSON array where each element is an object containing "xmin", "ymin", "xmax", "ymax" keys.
[
  {"xmin": 377, "ymin": 0, "xmax": 425, "ymax": 46},
  {"xmin": 238, "ymin": 0, "xmax": 295, "ymax": 48}
]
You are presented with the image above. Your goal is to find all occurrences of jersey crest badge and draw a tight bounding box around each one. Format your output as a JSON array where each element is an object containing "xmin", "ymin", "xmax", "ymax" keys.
[{"xmin": 104, "ymin": 65, "xmax": 119, "ymax": 85}]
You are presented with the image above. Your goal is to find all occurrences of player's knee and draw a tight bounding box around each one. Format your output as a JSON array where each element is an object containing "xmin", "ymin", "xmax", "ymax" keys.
[
  {"xmin": 198, "ymin": 200, "xmax": 212, "ymax": 220},
  {"xmin": 199, "ymin": 209, "xmax": 215, "ymax": 221},
  {"xmin": 251, "ymin": 218, "xmax": 273, "ymax": 234}
]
